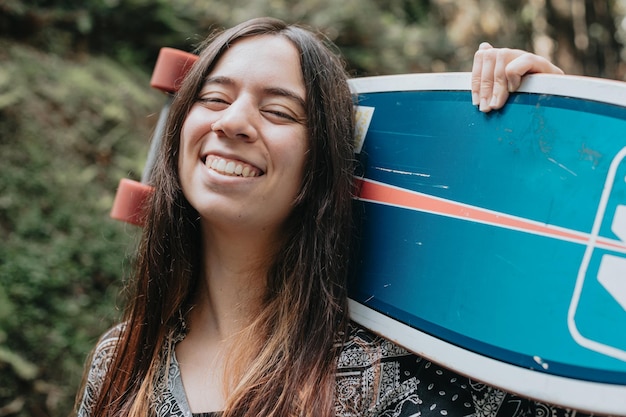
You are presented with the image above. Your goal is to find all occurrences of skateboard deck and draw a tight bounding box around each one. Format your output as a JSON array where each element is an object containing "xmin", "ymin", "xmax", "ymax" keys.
[{"xmin": 348, "ymin": 73, "xmax": 626, "ymax": 415}]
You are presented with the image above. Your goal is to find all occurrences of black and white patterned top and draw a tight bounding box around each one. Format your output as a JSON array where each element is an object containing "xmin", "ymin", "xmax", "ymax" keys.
[{"xmin": 76, "ymin": 322, "xmax": 599, "ymax": 417}]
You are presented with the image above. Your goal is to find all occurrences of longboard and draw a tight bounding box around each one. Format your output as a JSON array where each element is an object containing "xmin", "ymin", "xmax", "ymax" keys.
[
  {"xmin": 348, "ymin": 73, "xmax": 626, "ymax": 416},
  {"xmin": 111, "ymin": 49, "xmax": 626, "ymax": 415}
]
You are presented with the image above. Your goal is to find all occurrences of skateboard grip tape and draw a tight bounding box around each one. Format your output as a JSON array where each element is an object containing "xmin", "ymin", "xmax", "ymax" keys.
[
  {"xmin": 150, "ymin": 48, "xmax": 198, "ymax": 93},
  {"xmin": 110, "ymin": 178, "xmax": 154, "ymax": 226}
]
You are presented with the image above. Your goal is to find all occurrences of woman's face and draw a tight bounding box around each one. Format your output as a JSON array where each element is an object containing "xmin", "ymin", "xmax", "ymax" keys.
[{"xmin": 178, "ymin": 35, "xmax": 308, "ymax": 237}]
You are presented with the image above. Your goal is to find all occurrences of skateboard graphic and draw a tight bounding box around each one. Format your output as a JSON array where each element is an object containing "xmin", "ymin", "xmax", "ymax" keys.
[{"xmin": 111, "ymin": 50, "xmax": 626, "ymax": 415}]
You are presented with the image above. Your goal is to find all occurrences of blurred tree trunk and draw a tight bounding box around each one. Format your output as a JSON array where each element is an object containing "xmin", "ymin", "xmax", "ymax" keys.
[
  {"xmin": 542, "ymin": 0, "xmax": 622, "ymax": 77},
  {"xmin": 428, "ymin": 0, "xmax": 624, "ymax": 79}
]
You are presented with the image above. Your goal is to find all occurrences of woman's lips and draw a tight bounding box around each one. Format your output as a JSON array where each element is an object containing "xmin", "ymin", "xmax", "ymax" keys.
[{"xmin": 204, "ymin": 155, "xmax": 263, "ymax": 178}]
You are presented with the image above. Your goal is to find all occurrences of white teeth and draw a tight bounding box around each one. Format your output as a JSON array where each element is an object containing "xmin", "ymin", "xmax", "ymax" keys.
[{"xmin": 204, "ymin": 156, "xmax": 260, "ymax": 177}]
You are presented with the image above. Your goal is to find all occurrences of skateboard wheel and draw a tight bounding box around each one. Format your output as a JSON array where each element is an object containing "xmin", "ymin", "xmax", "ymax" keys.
[
  {"xmin": 110, "ymin": 178, "xmax": 154, "ymax": 226},
  {"xmin": 150, "ymin": 47, "xmax": 198, "ymax": 93}
]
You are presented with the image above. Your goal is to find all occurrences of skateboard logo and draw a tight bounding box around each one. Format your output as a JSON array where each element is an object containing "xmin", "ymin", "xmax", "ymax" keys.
[
  {"xmin": 569, "ymin": 147, "xmax": 626, "ymax": 362},
  {"xmin": 598, "ymin": 205, "xmax": 626, "ymax": 311}
]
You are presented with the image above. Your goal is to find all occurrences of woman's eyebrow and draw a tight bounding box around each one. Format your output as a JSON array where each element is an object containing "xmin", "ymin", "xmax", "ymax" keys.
[{"xmin": 203, "ymin": 75, "xmax": 234, "ymax": 87}]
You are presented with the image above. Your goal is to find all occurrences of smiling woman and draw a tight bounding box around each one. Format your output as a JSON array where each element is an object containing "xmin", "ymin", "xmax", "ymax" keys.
[
  {"xmin": 176, "ymin": 34, "xmax": 312, "ymax": 412},
  {"xmin": 76, "ymin": 18, "xmax": 357, "ymax": 417},
  {"xmin": 74, "ymin": 16, "xmax": 567, "ymax": 417}
]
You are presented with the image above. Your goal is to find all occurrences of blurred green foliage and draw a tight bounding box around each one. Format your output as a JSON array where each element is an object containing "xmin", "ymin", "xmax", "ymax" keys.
[
  {"xmin": 0, "ymin": 39, "xmax": 154, "ymax": 416},
  {"xmin": 1, "ymin": 0, "xmax": 625, "ymax": 416},
  {"xmin": 1, "ymin": 0, "xmax": 477, "ymax": 76}
]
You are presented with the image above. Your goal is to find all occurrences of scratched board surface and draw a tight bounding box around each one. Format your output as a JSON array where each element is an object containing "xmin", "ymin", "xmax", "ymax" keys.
[{"xmin": 347, "ymin": 73, "xmax": 626, "ymax": 414}]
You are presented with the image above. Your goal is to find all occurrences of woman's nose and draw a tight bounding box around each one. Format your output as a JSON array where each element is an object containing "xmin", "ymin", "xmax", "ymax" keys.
[{"xmin": 211, "ymin": 98, "xmax": 257, "ymax": 142}]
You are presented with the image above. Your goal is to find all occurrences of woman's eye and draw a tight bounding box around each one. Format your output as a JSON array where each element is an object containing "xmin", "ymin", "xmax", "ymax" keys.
[
  {"xmin": 197, "ymin": 96, "xmax": 229, "ymax": 108},
  {"xmin": 263, "ymin": 109, "xmax": 297, "ymax": 122},
  {"xmin": 262, "ymin": 104, "xmax": 305, "ymax": 123}
]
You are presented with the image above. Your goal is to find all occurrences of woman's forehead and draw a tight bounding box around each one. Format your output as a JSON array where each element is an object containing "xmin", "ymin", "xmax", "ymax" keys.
[
  {"xmin": 212, "ymin": 35, "xmax": 301, "ymax": 76},
  {"xmin": 205, "ymin": 35, "xmax": 306, "ymax": 99}
]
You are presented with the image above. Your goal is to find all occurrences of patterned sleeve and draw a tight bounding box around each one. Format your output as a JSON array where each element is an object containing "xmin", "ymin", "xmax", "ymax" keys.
[
  {"xmin": 75, "ymin": 324, "xmax": 124, "ymax": 417},
  {"xmin": 377, "ymin": 359, "xmax": 608, "ymax": 417},
  {"xmin": 338, "ymin": 324, "xmax": 610, "ymax": 417},
  {"xmin": 469, "ymin": 381, "xmax": 602, "ymax": 417},
  {"xmin": 370, "ymin": 352, "xmax": 476, "ymax": 417},
  {"xmin": 335, "ymin": 324, "xmax": 475, "ymax": 417}
]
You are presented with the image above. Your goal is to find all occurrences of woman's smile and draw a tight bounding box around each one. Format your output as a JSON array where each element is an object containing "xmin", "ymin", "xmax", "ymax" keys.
[{"xmin": 203, "ymin": 155, "xmax": 264, "ymax": 178}]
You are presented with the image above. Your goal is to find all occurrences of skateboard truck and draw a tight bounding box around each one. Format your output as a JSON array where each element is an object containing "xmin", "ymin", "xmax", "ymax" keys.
[{"xmin": 110, "ymin": 48, "xmax": 198, "ymax": 226}]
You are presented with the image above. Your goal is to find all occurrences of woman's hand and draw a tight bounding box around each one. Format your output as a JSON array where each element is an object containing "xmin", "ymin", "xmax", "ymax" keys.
[{"xmin": 471, "ymin": 42, "xmax": 564, "ymax": 112}]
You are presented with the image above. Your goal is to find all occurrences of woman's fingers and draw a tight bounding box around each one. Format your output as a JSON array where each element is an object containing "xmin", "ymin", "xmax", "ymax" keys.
[
  {"xmin": 471, "ymin": 43, "xmax": 564, "ymax": 112},
  {"xmin": 470, "ymin": 42, "xmax": 492, "ymax": 107}
]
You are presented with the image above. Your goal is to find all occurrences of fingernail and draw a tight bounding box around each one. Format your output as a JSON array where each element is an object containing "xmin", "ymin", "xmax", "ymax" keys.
[
  {"xmin": 489, "ymin": 95, "xmax": 498, "ymax": 107},
  {"xmin": 479, "ymin": 98, "xmax": 488, "ymax": 112},
  {"xmin": 472, "ymin": 92, "xmax": 479, "ymax": 106}
]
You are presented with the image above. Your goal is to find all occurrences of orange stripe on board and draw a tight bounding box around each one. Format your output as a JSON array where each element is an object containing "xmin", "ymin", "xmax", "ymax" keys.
[{"xmin": 355, "ymin": 178, "xmax": 626, "ymax": 253}]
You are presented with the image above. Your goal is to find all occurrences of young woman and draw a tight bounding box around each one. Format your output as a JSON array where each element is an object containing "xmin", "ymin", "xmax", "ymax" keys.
[{"xmin": 75, "ymin": 17, "xmax": 565, "ymax": 417}]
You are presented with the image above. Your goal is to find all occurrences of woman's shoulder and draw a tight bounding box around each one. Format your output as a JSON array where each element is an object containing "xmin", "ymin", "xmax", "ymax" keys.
[
  {"xmin": 94, "ymin": 322, "xmax": 125, "ymax": 351},
  {"xmin": 337, "ymin": 321, "xmax": 411, "ymax": 367},
  {"xmin": 87, "ymin": 322, "xmax": 126, "ymax": 369},
  {"xmin": 75, "ymin": 322, "xmax": 126, "ymax": 417},
  {"xmin": 335, "ymin": 321, "xmax": 475, "ymax": 416}
]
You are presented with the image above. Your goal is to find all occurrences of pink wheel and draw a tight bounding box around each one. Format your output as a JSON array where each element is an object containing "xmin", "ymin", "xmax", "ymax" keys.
[
  {"xmin": 111, "ymin": 48, "xmax": 198, "ymax": 226},
  {"xmin": 150, "ymin": 47, "xmax": 198, "ymax": 93},
  {"xmin": 110, "ymin": 179, "xmax": 154, "ymax": 226}
]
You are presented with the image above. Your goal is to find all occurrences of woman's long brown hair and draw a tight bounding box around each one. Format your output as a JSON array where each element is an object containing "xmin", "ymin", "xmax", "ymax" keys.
[{"xmin": 80, "ymin": 17, "xmax": 356, "ymax": 417}]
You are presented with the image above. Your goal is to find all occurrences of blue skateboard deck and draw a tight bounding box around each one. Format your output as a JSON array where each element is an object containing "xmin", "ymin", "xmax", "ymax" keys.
[{"xmin": 347, "ymin": 73, "xmax": 626, "ymax": 415}]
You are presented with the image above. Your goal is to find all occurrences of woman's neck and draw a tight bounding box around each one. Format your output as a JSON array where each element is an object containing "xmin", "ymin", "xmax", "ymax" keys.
[
  {"xmin": 175, "ymin": 224, "xmax": 278, "ymax": 414},
  {"xmin": 189, "ymin": 220, "xmax": 279, "ymax": 340}
]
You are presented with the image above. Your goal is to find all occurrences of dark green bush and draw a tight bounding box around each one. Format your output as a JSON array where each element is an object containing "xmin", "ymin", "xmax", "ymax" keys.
[{"xmin": 0, "ymin": 40, "xmax": 157, "ymax": 417}]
